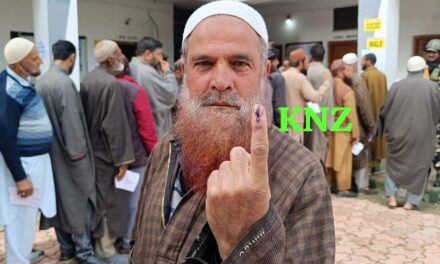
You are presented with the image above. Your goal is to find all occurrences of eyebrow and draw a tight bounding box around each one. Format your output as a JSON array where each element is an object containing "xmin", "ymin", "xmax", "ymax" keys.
[
  {"xmin": 191, "ymin": 54, "xmax": 211, "ymax": 62},
  {"xmin": 190, "ymin": 53, "xmax": 253, "ymax": 62}
]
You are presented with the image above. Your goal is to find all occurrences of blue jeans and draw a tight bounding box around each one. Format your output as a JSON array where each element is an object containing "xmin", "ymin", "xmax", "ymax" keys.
[{"xmin": 55, "ymin": 200, "xmax": 94, "ymax": 261}]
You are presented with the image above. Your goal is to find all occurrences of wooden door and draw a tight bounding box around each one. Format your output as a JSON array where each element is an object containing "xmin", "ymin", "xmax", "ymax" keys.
[
  {"xmin": 413, "ymin": 34, "xmax": 440, "ymax": 56},
  {"xmin": 328, "ymin": 40, "xmax": 357, "ymax": 67}
]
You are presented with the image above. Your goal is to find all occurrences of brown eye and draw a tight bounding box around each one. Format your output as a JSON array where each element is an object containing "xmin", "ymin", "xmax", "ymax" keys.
[{"xmin": 232, "ymin": 61, "xmax": 250, "ymax": 70}]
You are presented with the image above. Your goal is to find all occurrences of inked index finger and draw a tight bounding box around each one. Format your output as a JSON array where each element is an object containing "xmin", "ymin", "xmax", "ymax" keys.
[{"xmin": 250, "ymin": 104, "xmax": 269, "ymax": 183}]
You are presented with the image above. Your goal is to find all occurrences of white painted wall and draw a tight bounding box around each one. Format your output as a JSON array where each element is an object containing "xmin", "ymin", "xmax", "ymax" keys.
[
  {"xmin": 0, "ymin": 0, "xmax": 34, "ymax": 68},
  {"xmin": 256, "ymin": 0, "xmax": 358, "ymax": 66},
  {"xmin": 78, "ymin": 0, "xmax": 174, "ymax": 71},
  {"xmin": 0, "ymin": 0, "xmax": 174, "ymax": 72}
]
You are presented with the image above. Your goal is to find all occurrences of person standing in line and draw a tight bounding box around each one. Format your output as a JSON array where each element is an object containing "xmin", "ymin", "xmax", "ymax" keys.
[{"xmin": 0, "ymin": 37, "xmax": 56, "ymax": 264}]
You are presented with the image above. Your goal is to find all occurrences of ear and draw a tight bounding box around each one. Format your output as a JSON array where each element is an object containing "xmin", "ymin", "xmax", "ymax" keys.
[
  {"xmin": 264, "ymin": 60, "xmax": 271, "ymax": 79},
  {"xmin": 143, "ymin": 50, "xmax": 151, "ymax": 62},
  {"xmin": 181, "ymin": 62, "xmax": 185, "ymax": 74},
  {"xmin": 69, "ymin": 53, "xmax": 76, "ymax": 64}
]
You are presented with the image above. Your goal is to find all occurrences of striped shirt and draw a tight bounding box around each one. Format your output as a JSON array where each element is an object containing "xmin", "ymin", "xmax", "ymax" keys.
[{"xmin": 0, "ymin": 68, "xmax": 52, "ymax": 181}]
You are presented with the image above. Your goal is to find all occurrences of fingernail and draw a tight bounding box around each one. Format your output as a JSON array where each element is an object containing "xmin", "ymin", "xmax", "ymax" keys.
[{"xmin": 256, "ymin": 104, "xmax": 262, "ymax": 123}]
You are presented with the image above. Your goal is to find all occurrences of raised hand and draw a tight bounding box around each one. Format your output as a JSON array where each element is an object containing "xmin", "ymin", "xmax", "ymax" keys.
[{"xmin": 206, "ymin": 104, "xmax": 271, "ymax": 260}]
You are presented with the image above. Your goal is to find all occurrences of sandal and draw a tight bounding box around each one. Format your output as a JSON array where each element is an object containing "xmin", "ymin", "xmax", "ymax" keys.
[{"xmin": 30, "ymin": 249, "xmax": 45, "ymax": 264}]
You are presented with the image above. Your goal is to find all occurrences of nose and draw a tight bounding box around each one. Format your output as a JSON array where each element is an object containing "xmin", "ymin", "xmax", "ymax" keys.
[{"xmin": 210, "ymin": 62, "xmax": 233, "ymax": 91}]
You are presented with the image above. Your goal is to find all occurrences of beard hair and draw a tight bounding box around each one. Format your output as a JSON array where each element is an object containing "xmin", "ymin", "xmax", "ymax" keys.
[
  {"xmin": 20, "ymin": 61, "xmax": 40, "ymax": 77},
  {"xmin": 111, "ymin": 57, "xmax": 125, "ymax": 73},
  {"xmin": 173, "ymin": 76, "xmax": 268, "ymax": 193},
  {"xmin": 343, "ymin": 76, "xmax": 353, "ymax": 87}
]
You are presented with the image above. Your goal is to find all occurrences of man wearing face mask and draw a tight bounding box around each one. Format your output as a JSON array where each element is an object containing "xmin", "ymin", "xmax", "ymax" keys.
[
  {"xmin": 130, "ymin": 37, "xmax": 178, "ymax": 137},
  {"xmin": 80, "ymin": 40, "xmax": 135, "ymax": 264}
]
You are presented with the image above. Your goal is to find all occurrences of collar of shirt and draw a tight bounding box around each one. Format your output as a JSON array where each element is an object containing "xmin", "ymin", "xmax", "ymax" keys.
[
  {"xmin": 6, "ymin": 67, "xmax": 32, "ymax": 87},
  {"xmin": 52, "ymin": 64, "xmax": 69, "ymax": 75}
]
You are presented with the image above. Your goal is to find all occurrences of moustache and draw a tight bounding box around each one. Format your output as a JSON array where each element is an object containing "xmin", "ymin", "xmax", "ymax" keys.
[{"xmin": 198, "ymin": 90, "xmax": 244, "ymax": 109}]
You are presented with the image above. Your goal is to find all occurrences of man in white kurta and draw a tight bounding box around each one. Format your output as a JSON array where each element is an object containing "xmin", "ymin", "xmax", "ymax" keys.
[{"xmin": 0, "ymin": 38, "xmax": 56, "ymax": 264}]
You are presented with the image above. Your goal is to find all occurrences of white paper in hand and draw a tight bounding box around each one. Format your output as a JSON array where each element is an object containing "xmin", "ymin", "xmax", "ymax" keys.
[
  {"xmin": 114, "ymin": 170, "xmax": 140, "ymax": 192},
  {"xmin": 352, "ymin": 142, "xmax": 364, "ymax": 156},
  {"xmin": 8, "ymin": 188, "xmax": 41, "ymax": 208},
  {"xmin": 306, "ymin": 102, "xmax": 321, "ymax": 113}
]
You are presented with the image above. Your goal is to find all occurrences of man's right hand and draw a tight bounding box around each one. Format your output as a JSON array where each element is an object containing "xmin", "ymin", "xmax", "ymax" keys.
[
  {"xmin": 116, "ymin": 164, "xmax": 128, "ymax": 181},
  {"xmin": 16, "ymin": 178, "xmax": 33, "ymax": 198}
]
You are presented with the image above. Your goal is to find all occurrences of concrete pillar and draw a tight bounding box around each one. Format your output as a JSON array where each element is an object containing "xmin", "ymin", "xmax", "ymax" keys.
[
  {"xmin": 33, "ymin": 0, "xmax": 80, "ymax": 88},
  {"xmin": 358, "ymin": 0, "xmax": 400, "ymax": 86}
]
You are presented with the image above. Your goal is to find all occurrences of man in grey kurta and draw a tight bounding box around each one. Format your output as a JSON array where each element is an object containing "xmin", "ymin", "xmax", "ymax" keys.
[
  {"xmin": 130, "ymin": 37, "xmax": 178, "ymax": 137},
  {"xmin": 81, "ymin": 40, "xmax": 134, "ymax": 264},
  {"xmin": 36, "ymin": 40, "xmax": 101, "ymax": 264},
  {"xmin": 379, "ymin": 56, "xmax": 440, "ymax": 209},
  {"xmin": 305, "ymin": 44, "xmax": 334, "ymax": 165}
]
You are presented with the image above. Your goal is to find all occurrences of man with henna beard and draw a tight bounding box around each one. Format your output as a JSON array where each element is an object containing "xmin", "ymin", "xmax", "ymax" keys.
[{"xmin": 130, "ymin": 1, "xmax": 335, "ymax": 263}]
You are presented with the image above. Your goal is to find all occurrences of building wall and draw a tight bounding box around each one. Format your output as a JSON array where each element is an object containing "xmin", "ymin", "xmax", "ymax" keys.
[
  {"xmin": 0, "ymin": 0, "xmax": 174, "ymax": 71},
  {"xmin": 0, "ymin": 0, "xmax": 438, "ymax": 81},
  {"xmin": 397, "ymin": 0, "xmax": 440, "ymax": 81},
  {"xmin": 256, "ymin": 0, "xmax": 358, "ymax": 66},
  {"xmin": 258, "ymin": 0, "xmax": 440, "ymax": 82}
]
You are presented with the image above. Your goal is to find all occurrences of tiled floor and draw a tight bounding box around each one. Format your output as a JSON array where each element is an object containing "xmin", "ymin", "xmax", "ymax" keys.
[{"xmin": 1, "ymin": 196, "xmax": 440, "ymax": 263}]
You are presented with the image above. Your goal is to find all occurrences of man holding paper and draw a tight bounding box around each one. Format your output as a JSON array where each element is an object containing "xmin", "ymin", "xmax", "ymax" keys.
[
  {"xmin": 116, "ymin": 55, "xmax": 158, "ymax": 254},
  {"xmin": 305, "ymin": 44, "xmax": 334, "ymax": 165},
  {"xmin": 282, "ymin": 48, "xmax": 329, "ymax": 144},
  {"xmin": 343, "ymin": 53, "xmax": 376, "ymax": 194},
  {"xmin": 325, "ymin": 59, "xmax": 360, "ymax": 198},
  {"xmin": 81, "ymin": 40, "xmax": 135, "ymax": 264},
  {"xmin": 0, "ymin": 37, "xmax": 56, "ymax": 264}
]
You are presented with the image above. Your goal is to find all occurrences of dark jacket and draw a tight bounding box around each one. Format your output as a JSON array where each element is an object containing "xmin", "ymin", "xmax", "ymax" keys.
[{"xmin": 131, "ymin": 126, "xmax": 335, "ymax": 263}]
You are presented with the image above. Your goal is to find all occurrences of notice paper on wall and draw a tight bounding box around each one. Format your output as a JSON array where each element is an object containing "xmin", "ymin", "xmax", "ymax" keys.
[{"xmin": 114, "ymin": 170, "xmax": 140, "ymax": 192}]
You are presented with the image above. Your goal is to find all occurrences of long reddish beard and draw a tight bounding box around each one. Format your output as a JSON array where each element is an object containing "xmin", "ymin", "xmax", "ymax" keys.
[{"xmin": 173, "ymin": 78, "xmax": 269, "ymax": 193}]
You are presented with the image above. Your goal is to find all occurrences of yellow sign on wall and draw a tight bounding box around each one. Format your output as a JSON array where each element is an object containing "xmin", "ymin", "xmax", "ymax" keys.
[
  {"xmin": 367, "ymin": 38, "xmax": 385, "ymax": 49},
  {"xmin": 364, "ymin": 19, "xmax": 382, "ymax": 32}
]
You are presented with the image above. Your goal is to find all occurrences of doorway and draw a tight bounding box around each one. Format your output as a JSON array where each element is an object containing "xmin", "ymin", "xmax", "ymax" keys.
[
  {"xmin": 413, "ymin": 34, "xmax": 440, "ymax": 56},
  {"xmin": 328, "ymin": 40, "xmax": 357, "ymax": 67},
  {"xmin": 116, "ymin": 41, "xmax": 137, "ymax": 62}
]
